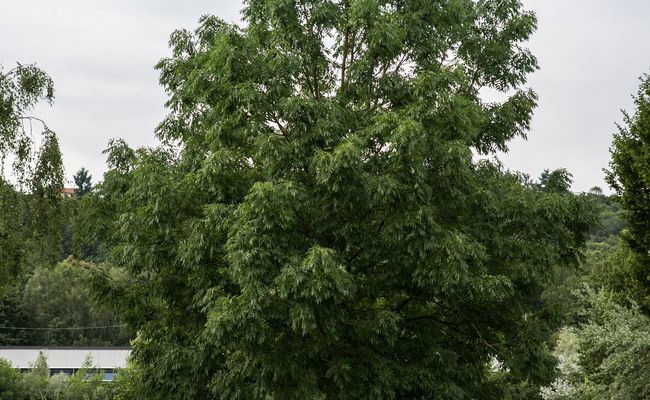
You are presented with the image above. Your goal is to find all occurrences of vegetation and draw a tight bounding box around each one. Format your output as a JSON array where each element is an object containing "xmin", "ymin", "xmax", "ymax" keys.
[
  {"xmin": 536, "ymin": 74, "xmax": 650, "ymax": 399},
  {"xmin": 0, "ymin": 352, "xmax": 138, "ymax": 400},
  {"xmin": 0, "ymin": 63, "xmax": 64, "ymax": 286},
  {"xmin": 73, "ymin": 168, "xmax": 92, "ymax": 198},
  {"xmin": 1, "ymin": 1, "xmax": 650, "ymax": 400},
  {"xmin": 0, "ymin": 259, "xmax": 130, "ymax": 346},
  {"xmin": 77, "ymin": 1, "xmax": 598, "ymax": 398},
  {"xmin": 606, "ymin": 73, "xmax": 650, "ymax": 310}
]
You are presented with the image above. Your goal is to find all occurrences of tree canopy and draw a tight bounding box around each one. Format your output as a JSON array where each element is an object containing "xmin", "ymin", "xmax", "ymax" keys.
[{"xmin": 80, "ymin": 1, "xmax": 596, "ymax": 398}]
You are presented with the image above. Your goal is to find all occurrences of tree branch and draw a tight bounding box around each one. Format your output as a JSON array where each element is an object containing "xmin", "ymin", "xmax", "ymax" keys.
[
  {"xmin": 270, "ymin": 114, "xmax": 289, "ymax": 137},
  {"xmin": 339, "ymin": 1, "xmax": 350, "ymax": 96}
]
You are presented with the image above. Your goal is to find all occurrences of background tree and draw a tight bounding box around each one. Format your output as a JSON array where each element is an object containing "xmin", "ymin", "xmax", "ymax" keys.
[
  {"xmin": 0, "ymin": 63, "xmax": 54, "ymax": 181},
  {"xmin": 0, "ymin": 284, "xmax": 38, "ymax": 345},
  {"xmin": 21, "ymin": 351, "xmax": 50, "ymax": 400},
  {"xmin": 20, "ymin": 259, "xmax": 130, "ymax": 346},
  {"xmin": 0, "ymin": 259, "xmax": 130, "ymax": 347},
  {"xmin": 540, "ymin": 289, "xmax": 650, "ymax": 400},
  {"xmin": 0, "ymin": 353, "xmax": 138, "ymax": 400},
  {"xmin": 0, "ymin": 358, "xmax": 23, "ymax": 400},
  {"xmin": 73, "ymin": 167, "xmax": 92, "ymax": 198},
  {"xmin": 82, "ymin": 1, "xmax": 596, "ymax": 398},
  {"xmin": 538, "ymin": 169, "xmax": 573, "ymax": 193},
  {"xmin": 537, "ymin": 72, "xmax": 650, "ymax": 399},
  {"xmin": 57, "ymin": 168, "xmax": 94, "ymax": 261}
]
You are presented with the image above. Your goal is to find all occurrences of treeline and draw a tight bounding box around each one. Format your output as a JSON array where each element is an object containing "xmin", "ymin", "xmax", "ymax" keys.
[
  {"xmin": 539, "ymin": 75, "xmax": 650, "ymax": 399},
  {"xmin": 0, "ymin": 167, "xmax": 129, "ymax": 347},
  {"xmin": 0, "ymin": 258, "xmax": 130, "ymax": 347}
]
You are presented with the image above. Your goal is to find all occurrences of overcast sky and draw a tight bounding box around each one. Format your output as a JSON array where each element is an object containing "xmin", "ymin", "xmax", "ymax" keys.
[{"xmin": 2, "ymin": 0, "xmax": 649, "ymax": 192}]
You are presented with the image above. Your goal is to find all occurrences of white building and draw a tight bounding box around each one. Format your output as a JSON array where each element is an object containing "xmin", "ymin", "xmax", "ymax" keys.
[{"xmin": 0, "ymin": 347, "xmax": 130, "ymax": 381}]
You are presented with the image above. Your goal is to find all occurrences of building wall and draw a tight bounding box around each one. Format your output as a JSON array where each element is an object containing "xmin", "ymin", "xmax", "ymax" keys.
[{"xmin": 0, "ymin": 347, "xmax": 130, "ymax": 370}]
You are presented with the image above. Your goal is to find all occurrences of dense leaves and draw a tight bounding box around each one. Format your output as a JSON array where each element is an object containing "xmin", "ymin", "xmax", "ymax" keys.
[
  {"xmin": 0, "ymin": 358, "xmax": 22, "ymax": 400},
  {"xmin": 22, "ymin": 259, "xmax": 131, "ymax": 346},
  {"xmin": 79, "ymin": 1, "xmax": 596, "ymax": 398},
  {"xmin": 0, "ymin": 259, "xmax": 130, "ymax": 346},
  {"xmin": 542, "ymin": 289, "xmax": 650, "ymax": 400}
]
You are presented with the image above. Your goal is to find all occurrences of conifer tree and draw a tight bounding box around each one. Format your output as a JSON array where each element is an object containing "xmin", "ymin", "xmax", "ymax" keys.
[{"xmin": 73, "ymin": 167, "xmax": 92, "ymax": 197}]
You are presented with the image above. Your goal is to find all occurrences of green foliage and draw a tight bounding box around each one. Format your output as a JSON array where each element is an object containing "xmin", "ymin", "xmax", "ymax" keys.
[
  {"xmin": 539, "ymin": 72, "xmax": 650, "ymax": 399},
  {"xmin": 108, "ymin": 361, "xmax": 144, "ymax": 400},
  {"xmin": 0, "ymin": 63, "xmax": 64, "ymax": 286},
  {"xmin": 0, "ymin": 354, "xmax": 138, "ymax": 400},
  {"xmin": 581, "ymin": 188, "xmax": 625, "ymax": 244},
  {"xmin": 539, "ymin": 328, "xmax": 579, "ymax": 400},
  {"xmin": 0, "ymin": 177, "xmax": 64, "ymax": 286},
  {"xmin": 538, "ymin": 169, "xmax": 573, "ymax": 193},
  {"xmin": 542, "ymin": 288, "xmax": 650, "ymax": 400},
  {"xmin": 79, "ymin": 1, "xmax": 596, "ymax": 398},
  {"xmin": 575, "ymin": 289, "xmax": 650, "ymax": 400},
  {"xmin": 558, "ymin": 194, "xmax": 625, "ymax": 307},
  {"xmin": 73, "ymin": 168, "xmax": 92, "ymax": 198},
  {"xmin": 60, "ymin": 355, "xmax": 106, "ymax": 400},
  {"xmin": 606, "ymin": 72, "xmax": 650, "ymax": 310},
  {"xmin": 19, "ymin": 259, "xmax": 130, "ymax": 346},
  {"xmin": 0, "ymin": 358, "xmax": 23, "ymax": 400},
  {"xmin": 0, "ymin": 259, "xmax": 130, "ymax": 346},
  {"xmin": 0, "ymin": 284, "xmax": 37, "ymax": 345},
  {"xmin": 22, "ymin": 351, "xmax": 50, "ymax": 400},
  {"xmin": 0, "ymin": 63, "xmax": 54, "ymax": 181}
]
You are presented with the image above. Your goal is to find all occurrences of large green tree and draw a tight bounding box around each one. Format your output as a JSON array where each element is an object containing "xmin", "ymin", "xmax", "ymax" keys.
[
  {"xmin": 83, "ymin": 1, "xmax": 595, "ymax": 398},
  {"xmin": 0, "ymin": 63, "xmax": 64, "ymax": 285}
]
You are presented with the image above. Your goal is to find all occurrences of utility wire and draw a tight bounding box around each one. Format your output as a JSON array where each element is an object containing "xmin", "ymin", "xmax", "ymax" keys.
[{"xmin": 0, "ymin": 324, "xmax": 127, "ymax": 331}]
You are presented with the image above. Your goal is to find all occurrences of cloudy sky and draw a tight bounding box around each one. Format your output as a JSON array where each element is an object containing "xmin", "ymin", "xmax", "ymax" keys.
[{"xmin": 1, "ymin": 0, "xmax": 649, "ymax": 192}]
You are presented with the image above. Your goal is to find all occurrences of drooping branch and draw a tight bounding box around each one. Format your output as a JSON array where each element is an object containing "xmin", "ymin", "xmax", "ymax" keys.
[{"xmin": 19, "ymin": 115, "xmax": 51, "ymax": 133}]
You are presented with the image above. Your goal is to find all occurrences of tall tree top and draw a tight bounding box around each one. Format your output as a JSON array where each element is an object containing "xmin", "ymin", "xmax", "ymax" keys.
[{"xmin": 156, "ymin": 0, "xmax": 538, "ymax": 158}]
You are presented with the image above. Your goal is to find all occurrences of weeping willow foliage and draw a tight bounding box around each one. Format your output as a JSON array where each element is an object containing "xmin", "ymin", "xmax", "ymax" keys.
[{"xmin": 0, "ymin": 63, "xmax": 64, "ymax": 284}]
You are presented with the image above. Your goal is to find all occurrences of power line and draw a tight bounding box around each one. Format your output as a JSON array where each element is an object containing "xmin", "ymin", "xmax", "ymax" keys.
[{"xmin": 0, "ymin": 324, "xmax": 127, "ymax": 331}]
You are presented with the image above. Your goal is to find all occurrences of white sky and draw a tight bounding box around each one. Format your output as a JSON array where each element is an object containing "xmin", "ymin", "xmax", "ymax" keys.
[{"xmin": 1, "ymin": 0, "xmax": 649, "ymax": 192}]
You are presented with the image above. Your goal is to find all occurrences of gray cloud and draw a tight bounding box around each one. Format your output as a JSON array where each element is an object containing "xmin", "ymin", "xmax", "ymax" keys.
[
  {"xmin": 504, "ymin": 0, "xmax": 650, "ymax": 191},
  {"xmin": 0, "ymin": 0, "xmax": 243, "ymax": 185}
]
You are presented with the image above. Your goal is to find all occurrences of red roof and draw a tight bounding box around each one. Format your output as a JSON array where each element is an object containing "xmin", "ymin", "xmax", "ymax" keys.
[{"xmin": 62, "ymin": 188, "xmax": 76, "ymax": 197}]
